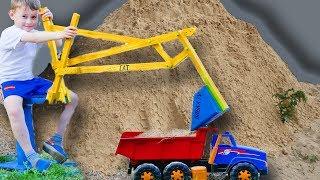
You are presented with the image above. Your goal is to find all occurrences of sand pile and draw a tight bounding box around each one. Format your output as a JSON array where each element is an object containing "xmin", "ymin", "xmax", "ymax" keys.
[{"xmin": 0, "ymin": 0, "xmax": 319, "ymax": 179}]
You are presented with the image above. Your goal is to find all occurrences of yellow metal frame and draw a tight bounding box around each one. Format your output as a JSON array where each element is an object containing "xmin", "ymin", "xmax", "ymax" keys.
[{"xmin": 41, "ymin": 9, "xmax": 229, "ymax": 113}]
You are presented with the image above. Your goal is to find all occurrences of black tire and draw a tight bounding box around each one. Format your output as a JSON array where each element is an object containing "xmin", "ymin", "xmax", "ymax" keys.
[
  {"xmin": 133, "ymin": 163, "xmax": 162, "ymax": 180},
  {"xmin": 229, "ymin": 162, "xmax": 259, "ymax": 180},
  {"xmin": 163, "ymin": 162, "xmax": 191, "ymax": 180}
]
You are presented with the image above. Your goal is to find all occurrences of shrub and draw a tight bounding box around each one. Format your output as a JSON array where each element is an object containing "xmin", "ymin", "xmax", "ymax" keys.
[{"xmin": 274, "ymin": 88, "xmax": 307, "ymax": 122}]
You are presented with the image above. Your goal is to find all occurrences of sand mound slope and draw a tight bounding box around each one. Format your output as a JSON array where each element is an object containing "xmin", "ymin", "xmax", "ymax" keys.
[{"xmin": 0, "ymin": 0, "xmax": 319, "ymax": 179}]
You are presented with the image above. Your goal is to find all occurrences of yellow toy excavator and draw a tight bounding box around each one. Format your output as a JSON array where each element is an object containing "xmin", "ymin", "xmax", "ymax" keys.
[{"xmin": 41, "ymin": 8, "xmax": 229, "ymax": 129}]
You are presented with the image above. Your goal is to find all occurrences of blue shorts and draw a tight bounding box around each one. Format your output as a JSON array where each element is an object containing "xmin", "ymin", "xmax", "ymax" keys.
[{"xmin": 1, "ymin": 78, "xmax": 52, "ymax": 99}]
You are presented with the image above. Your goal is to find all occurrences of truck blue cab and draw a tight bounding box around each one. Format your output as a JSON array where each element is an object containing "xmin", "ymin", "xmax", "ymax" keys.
[{"xmin": 212, "ymin": 132, "xmax": 268, "ymax": 179}]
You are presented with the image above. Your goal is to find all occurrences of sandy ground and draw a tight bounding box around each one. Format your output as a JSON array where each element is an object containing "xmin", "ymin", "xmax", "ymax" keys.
[{"xmin": 0, "ymin": 0, "xmax": 319, "ymax": 179}]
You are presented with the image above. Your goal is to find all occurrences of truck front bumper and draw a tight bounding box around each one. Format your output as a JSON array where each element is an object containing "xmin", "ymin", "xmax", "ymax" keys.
[{"xmin": 260, "ymin": 168, "xmax": 268, "ymax": 175}]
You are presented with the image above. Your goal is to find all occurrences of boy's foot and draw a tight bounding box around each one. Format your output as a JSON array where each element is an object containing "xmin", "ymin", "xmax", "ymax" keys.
[
  {"xmin": 26, "ymin": 151, "xmax": 51, "ymax": 172},
  {"xmin": 43, "ymin": 139, "xmax": 68, "ymax": 164},
  {"xmin": 34, "ymin": 159, "xmax": 52, "ymax": 172}
]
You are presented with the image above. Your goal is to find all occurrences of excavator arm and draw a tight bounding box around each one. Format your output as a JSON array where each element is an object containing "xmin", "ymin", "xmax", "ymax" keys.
[{"xmin": 41, "ymin": 8, "xmax": 229, "ymax": 129}]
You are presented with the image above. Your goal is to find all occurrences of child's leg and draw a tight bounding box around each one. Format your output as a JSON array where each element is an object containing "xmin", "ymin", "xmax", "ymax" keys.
[
  {"xmin": 3, "ymin": 95, "xmax": 34, "ymax": 154},
  {"xmin": 43, "ymin": 91, "xmax": 79, "ymax": 163},
  {"xmin": 56, "ymin": 91, "xmax": 79, "ymax": 135},
  {"xmin": 3, "ymin": 95, "xmax": 51, "ymax": 171}
]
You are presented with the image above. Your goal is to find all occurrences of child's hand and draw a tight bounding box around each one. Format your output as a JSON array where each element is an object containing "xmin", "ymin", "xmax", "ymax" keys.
[
  {"xmin": 39, "ymin": 8, "xmax": 53, "ymax": 20},
  {"xmin": 60, "ymin": 26, "xmax": 78, "ymax": 39}
]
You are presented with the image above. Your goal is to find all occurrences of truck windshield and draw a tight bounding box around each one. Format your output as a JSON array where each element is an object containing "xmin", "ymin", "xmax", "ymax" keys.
[{"xmin": 220, "ymin": 136, "xmax": 232, "ymax": 146}]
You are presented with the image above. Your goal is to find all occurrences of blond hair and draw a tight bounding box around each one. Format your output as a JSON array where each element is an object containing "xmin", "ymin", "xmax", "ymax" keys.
[{"xmin": 11, "ymin": 0, "xmax": 41, "ymax": 10}]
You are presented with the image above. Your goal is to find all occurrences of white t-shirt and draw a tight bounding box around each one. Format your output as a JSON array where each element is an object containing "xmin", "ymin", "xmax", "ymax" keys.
[{"xmin": 0, "ymin": 25, "xmax": 42, "ymax": 84}]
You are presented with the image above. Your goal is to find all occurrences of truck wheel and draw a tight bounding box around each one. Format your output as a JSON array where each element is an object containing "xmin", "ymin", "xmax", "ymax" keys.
[
  {"xmin": 133, "ymin": 163, "xmax": 162, "ymax": 180},
  {"xmin": 229, "ymin": 162, "xmax": 259, "ymax": 180},
  {"xmin": 163, "ymin": 162, "xmax": 191, "ymax": 180}
]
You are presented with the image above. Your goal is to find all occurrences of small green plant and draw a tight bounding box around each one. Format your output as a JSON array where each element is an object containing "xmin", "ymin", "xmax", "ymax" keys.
[
  {"xmin": 296, "ymin": 151, "xmax": 319, "ymax": 163},
  {"xmin": 308, "ymin": 154, "xmax": 319, "ymax": 163},
  {"xmin": 274, "ymin": 88, "xmax": 307, "ymax": 122}
]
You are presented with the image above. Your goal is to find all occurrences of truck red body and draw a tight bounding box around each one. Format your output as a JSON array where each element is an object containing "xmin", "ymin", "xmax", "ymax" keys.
[{"xmin": 116, "ymin": 128, "xmax": 212, "ymax": 162}]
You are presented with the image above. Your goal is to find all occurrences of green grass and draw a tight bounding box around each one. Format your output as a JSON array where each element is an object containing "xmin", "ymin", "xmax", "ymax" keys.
[
  {"xmin": 0, "ymin": 156, "xmax": 15, "ymax": 163},
  {"xmin": 0, "ymin": 154, "xmax": 84, "ymax": 180}
]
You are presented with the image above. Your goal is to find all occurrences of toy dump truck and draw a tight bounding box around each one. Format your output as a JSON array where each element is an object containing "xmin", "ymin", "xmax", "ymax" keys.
[
  {"xmin": 116, "ymin": 127, "xmax": 268, "ymax": 180},
  {"xmin": 116, "ymin": 87, "xmax": 268, "ymax": 180}
]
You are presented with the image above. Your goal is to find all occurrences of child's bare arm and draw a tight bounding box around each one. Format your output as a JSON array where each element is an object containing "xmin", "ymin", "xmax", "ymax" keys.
[
  {"xmin": 20, "ymin": 27, "xmax": 77, "ymax": 43},
  {"xmin": 56, "ymin": 39, "xmax": 63, "ymax": 48}
]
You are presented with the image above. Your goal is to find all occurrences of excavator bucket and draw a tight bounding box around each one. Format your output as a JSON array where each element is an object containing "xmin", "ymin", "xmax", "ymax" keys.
[{"xmin": 191, "ymin": 86, "xmax": 228, "ymax": 131}]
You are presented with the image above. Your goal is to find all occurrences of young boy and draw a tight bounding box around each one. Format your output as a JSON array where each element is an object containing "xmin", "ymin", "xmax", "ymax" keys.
[{"xmin": 0, "ymin": 0, "xmax": 79, "ymax": 172}]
